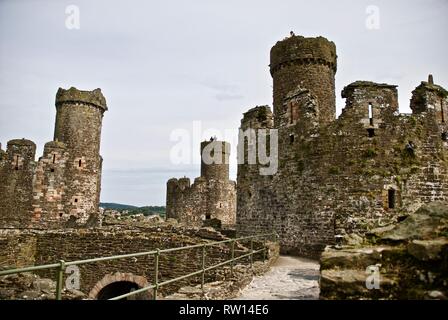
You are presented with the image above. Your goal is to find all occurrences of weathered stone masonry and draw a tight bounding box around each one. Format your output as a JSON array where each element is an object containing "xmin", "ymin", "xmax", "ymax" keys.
[
  {"xmin": 166, "ymin": 140, "xmax": 236, "ymax": 226},
  {"xmin": 0, "ymin": 87, "xmax": 107, "ymax": 229},
  {"xmin": 0, "ymin": 225, "xmax": 276, "ymax": 299},
  {"xmin": 237, "ymin": 34, "xmax": 448, "ymax": 259}
]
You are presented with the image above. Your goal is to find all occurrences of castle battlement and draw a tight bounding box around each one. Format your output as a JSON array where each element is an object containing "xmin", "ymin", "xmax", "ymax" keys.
[
  {"xmin": 166, "ymin": 140, "xmax": 236, "ymax": 226},
  {"xmin": 56, "ymin": 87, "xmax": 107, "ymax": 111},
  {"xmin": 0, "ymin": 87, "xmax": 107, "ymax": 229},
  {"xmin": 237, "ymin": 33, "xmax": 448, "ymax": 258},
  {"xmin": 270, "ymin": 35, "xmax": 337, "ymax": 74}
]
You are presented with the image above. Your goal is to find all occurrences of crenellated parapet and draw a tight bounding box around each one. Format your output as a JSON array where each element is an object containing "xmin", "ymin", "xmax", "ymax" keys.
[
  {"xmin": 270, "ymin": 35, "xmax": 337, "ymax": 74},
  {"xmin": 56, "ymin": 87, "xmax": 107, "ymax": 112}
]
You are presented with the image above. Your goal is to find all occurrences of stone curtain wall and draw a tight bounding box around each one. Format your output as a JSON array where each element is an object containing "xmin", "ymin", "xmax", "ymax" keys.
[
  {"xmin": 0, "ymin": 225, "xmax": 272, "ymax": 298},
  {"xmin": 237, "ymin": 34, "xmax": 448, "ymax": 259},
  {"xmin": 0, "ymin": 87, "xmax": 107, "ymax": 229}
]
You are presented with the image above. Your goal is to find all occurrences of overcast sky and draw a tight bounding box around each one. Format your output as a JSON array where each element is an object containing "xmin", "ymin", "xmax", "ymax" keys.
[{"xmin": 1, "ymin": 0, "xmax": 447, "ymax": 206}]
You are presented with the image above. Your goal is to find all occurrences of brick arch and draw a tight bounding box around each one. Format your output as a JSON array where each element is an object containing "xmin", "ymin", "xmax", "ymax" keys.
[{"xmin": 89, "ymin": 272, "xmax": 150, "ymax": 299}]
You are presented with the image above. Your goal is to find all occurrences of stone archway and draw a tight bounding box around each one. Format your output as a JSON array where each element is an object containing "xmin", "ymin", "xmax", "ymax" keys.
[{"xmin": 89, "ymin": 272, "xmax": 151, "ymax": 300}]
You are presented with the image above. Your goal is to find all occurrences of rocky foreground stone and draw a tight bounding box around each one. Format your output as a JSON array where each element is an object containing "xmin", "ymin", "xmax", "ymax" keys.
[{"xmin": 320, "ymin": 201, "xmax": 448, "ymax": 299}]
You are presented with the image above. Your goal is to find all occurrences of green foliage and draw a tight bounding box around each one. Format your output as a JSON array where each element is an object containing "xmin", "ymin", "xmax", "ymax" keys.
[
  {"xmin": 363, "ymin": 148, "xmax": 377, "ymax": 158},
  {"xmin": 409, "ymin": 117, "xmax": 417, "ymax": 127},
  {"xmin": 256, "ymin": 107, "xmax": 268, "ymax": 122},
  {"xmin": 329, "ymin": 166, "xmax": 340, "ymax": 175},
  {"xmin": 100, "ymin": 203, "xmax": 166, "ymax": 216},
  {"xmin": 410, "ymin": 165, "xmax": 420, "ymax": 174},
  {"xmin": 127, "ymin": 206, "xmax": 166, "ymax": 216},
  {"xmin": 100, "ymin": 202, "xmax": 137, "ymax": 210}
]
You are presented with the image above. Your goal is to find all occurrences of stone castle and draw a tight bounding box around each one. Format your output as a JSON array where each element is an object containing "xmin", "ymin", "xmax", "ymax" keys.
[
  {"xmin": 0, "ymin": 87, "xmax": 107, "ymax": 229},
  {"xmin": 166, "ymin": 139, "xmax": 236, "ymax": 226},
  {"xmin": 1, "ymin": 33, "xmax": 447, "ymax": 262},
  {"xmin": 236, "ymin": 35, "xmax": 448, "ymax": 258}
]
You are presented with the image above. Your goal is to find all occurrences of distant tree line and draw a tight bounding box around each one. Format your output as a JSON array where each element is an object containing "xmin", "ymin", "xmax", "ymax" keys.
[{"xmin": 100, "ymin": 203, "xmax": 166, "ymax": 216}]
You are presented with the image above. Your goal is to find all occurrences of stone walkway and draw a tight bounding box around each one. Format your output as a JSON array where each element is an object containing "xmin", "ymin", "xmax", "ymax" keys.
[{"xmin": 235, "ymin": 256, "xmax": 320, "ymax": 300}]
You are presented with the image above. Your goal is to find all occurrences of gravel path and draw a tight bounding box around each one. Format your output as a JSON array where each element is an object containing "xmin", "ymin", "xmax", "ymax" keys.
[{"xmin": 235, "ymin": 256, "xmax": 320, "ymax": 300}]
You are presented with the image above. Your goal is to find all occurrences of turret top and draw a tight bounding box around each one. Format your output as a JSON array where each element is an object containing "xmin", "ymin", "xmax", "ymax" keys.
[
  {"xmin": 413, "ymin": 75, "xmax": 448, "ymax": 98},
  {"xmin": 7, "ymin": 138, "xmax": 36, "ymax": 147},
  {"xmin": 270, "ymin": 35, "xmax": 337, "ymax": 73},
  {"xmin": 56, "ymin": 87, "xmax": 108, "ymax": 111},
  {"xmin": 341, "ymin": 81, "xmax": 397, "ymax": 98}
]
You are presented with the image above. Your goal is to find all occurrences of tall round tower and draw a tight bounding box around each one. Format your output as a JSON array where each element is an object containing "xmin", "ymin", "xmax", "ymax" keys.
[
  {"xmin": 54, "ymin": 87, "xmax": 107, "ymax": 225},
  {"xmin": 270, "ymin": 35, "xmax": 337, "ymax": 126},
  {"xmin": 200, "ymin": 140, "xmax": 230, "ymax": 181}
]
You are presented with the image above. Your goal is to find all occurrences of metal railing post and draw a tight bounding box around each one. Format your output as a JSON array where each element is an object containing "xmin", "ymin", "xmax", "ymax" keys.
[
  {"xmin": 250, "ymin": 238, "xmax": 253, "ymax": 268},
  {"xmin": 201, "ymin": 244, "xmax": 206, "ymax": 297},
  {"xmin": 55, "ymin": 260, "xmax": 65, "ymax": 300},
  {"xmin": 230, "ymin": 240, "xmax": 235, "ymax": 276},
  {"xmin": 153, "ymin": 249, "xmax": 160, "ymax": 300}
]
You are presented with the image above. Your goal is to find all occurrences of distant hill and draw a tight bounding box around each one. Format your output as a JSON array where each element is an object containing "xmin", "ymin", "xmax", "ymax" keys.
[
  {"xmin": 100, "ymin": 203, "xmax": 138, "ymax": 210},
  {"xmin": 100, "ymin": 203, "xmax": 166, "ymax": 216}
]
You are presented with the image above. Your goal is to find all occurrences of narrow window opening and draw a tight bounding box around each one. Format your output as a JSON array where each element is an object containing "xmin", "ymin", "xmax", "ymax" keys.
[
  {"xmin": 50, "ymin": 168, "xmax": 55, "ymax": 173},
  {"xmin": 290, "ymin": 104, "xmax": 294, "ymax": 124},
  {"xmin": 52, "ymin": 154, "xmax": 56, "ymax": 164},
  {"xmin": 388, "ymin": 189, "xmax": 396, "ymax": 209},
  {"xmin": 441, "ymin": 99, "xmax": 445, "ymax": 123},
  {"xmin": 289, "ymin": 134, "xmax": 295, "ymax": 144},
  {"xmin": 205, "ymin": 214, "xmax": 211, "ymax": 220},
  {"xmin": 59, "ymin": 212, "xmax": 63, "ymax": 217},
  {"xmin": 368, "ymin": 103, "xmax": 374, "ymax": 126},
  {"xmin": 74, "ymin": 198, "xmax": 78, "ymax": 203},
  {"xmin": 14, "ymin": 155, "xmax": 19, "ymax": 170},
  {"xmin": 367, "ymin": 128, "xmax": 375, "ymax": 137},
  {"xmin": 78, "ymin": 159, "xmax": 82, "ymax": 167}
]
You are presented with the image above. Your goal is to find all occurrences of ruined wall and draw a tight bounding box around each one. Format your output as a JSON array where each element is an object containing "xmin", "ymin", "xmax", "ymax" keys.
[
  {"xmin": 319, "ymin": 201, "xmax": 448, "ymax": 300},
  {"xmin": 0, "ymin": 87, "xmax": 107, "ymax": 229},
  {"xmin": 237, "ymin": 33, "xmax": 448, "ymax": 259},
  {"xmin": 0, "ymin": 225, "xmax": 274, "ymax": 298},
  {"xmin": 0, "ymin": 140, "xmax": 36, "ymax": 228},
  {"xmin": 166, "ymin": 140, "xmax": 236, "ymax": 226}
]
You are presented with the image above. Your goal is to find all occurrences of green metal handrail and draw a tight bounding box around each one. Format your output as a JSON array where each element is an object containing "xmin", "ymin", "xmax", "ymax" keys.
[{"xmin": 0, "ymin": 232, "xmax": 278, "ymax": 300}]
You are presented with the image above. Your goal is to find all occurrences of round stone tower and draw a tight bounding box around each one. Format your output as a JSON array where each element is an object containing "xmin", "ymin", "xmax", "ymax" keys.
[
  {"xmin": 54, "ymin": 87, "xmax": 107, "ymax": 225},
  {"xmin": 200, "ymin": 140, "xmax": 230, "ymax": 181},
  {"xmin": 270, "ymin": 35, "xmax": 337, "ymax": 126}
]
